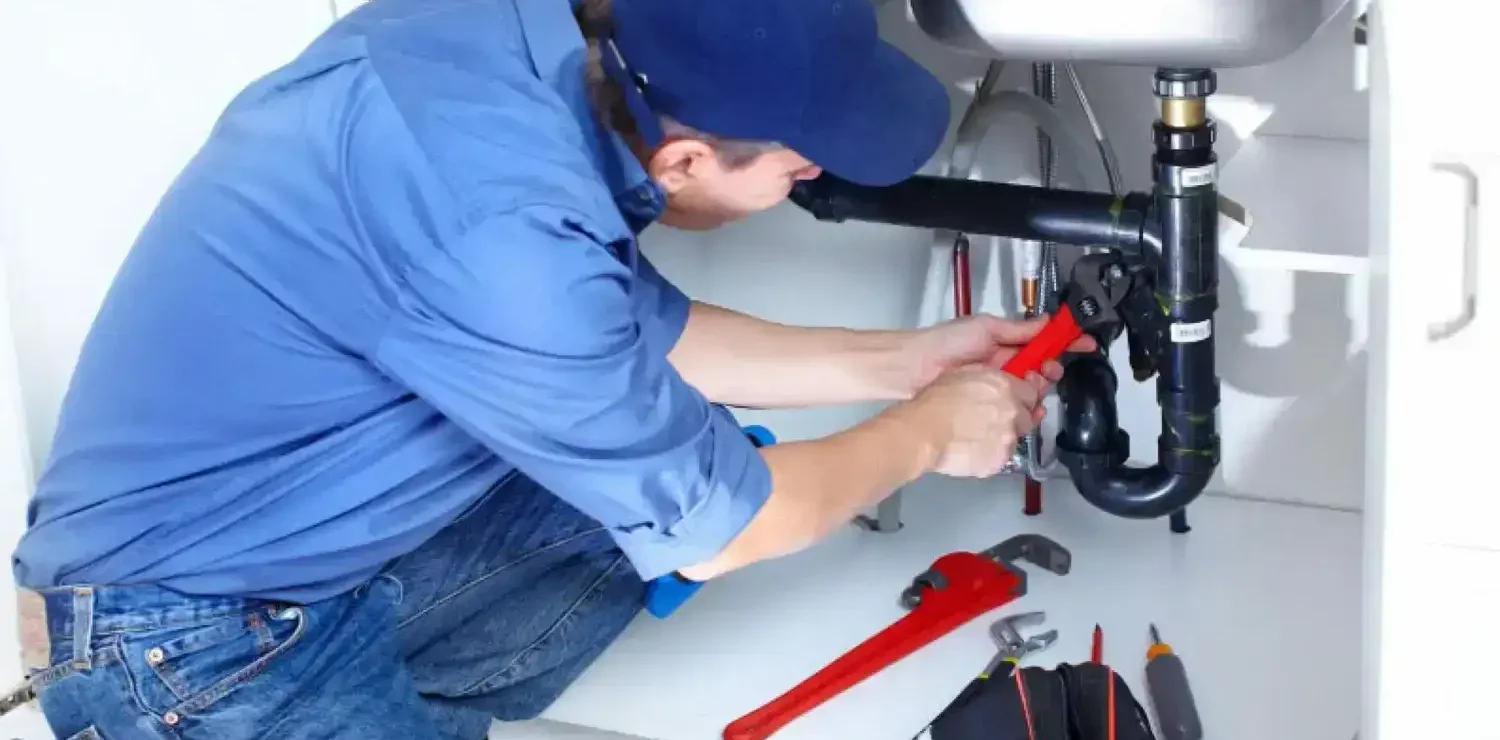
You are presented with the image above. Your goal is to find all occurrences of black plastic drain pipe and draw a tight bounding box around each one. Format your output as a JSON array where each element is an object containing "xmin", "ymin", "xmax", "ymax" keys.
[{"xmin": 786, "ymin": 68, "xmax": 1222, "ymax": 523}]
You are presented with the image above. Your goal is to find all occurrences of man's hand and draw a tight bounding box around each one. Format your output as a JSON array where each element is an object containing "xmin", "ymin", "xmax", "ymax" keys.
[
  {"xmin": 890, "ymin": 364, "xmax": 1046, "ymax": 478},
  {"xmin": 679, "ymin": 360, "xmax": 1050, "ymax": 581},
  {"xmin": 904, "ymin": 314, "xmax": 1098, "ymax": 398}
]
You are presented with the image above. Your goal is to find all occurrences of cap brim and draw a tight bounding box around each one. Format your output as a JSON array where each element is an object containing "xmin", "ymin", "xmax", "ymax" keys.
[{"xmin": 786, "ymin": 41, "xmax": 951, "ymax": 188}]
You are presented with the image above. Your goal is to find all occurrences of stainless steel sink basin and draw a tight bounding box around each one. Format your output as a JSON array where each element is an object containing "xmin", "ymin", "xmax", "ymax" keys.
[{"xmin": 908, "ymin": 0, "xmax": 1345, "ymax": 68}]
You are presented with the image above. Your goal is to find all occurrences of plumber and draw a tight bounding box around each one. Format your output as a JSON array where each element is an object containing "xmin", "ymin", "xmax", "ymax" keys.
[{"xmin": 12, "ymin": 0, "xmax": 1091, "ymax": 737}]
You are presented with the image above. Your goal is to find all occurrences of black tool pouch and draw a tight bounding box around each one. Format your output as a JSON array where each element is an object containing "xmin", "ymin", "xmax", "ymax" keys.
[{"xmin": 913, "ymin": 662, "xmax": 1156, "ymax": 740}]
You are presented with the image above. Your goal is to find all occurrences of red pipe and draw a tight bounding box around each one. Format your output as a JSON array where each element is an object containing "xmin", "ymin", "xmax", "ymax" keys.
[
  {"xmin": 951, "ymin": 236, "xmax": 972, "ymax": 318},
  {"xmin": 1024, "ymin": 479, "xmax": 1043, "ymax": 516}
]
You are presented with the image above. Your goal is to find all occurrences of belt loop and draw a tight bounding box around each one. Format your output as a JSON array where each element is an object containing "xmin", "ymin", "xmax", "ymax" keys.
[{"xmin": 70, "ymin": 587, "xmax": 94, "ymax": 670}]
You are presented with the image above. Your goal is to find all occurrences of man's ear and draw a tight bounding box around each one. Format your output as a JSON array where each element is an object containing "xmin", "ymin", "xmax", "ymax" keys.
[{"xmin": 648, "ymin": 139, "xmax": 717, "ymax": 194}]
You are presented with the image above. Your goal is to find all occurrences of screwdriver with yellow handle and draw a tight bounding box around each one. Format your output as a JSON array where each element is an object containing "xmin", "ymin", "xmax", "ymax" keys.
[{"xmin": 1146, "ymin": 624, "xmax": 1203, "ymax": 740}]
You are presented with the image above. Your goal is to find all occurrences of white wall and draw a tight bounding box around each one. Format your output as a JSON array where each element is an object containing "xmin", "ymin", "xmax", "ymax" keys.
[
  {"xmin": 0, "ymin": 0, "xmax": 339, "ymax": 701},
  {"xmin": 0, "ymin": 1, "xmax": 337, "ymax": 475},
  {"xmin": 644, "ymin": 2, "xmax": 1372, "ymax": 512},
  {"xmin": 0, "ymin": 228, "xmax": 37, "ymax": 692}
]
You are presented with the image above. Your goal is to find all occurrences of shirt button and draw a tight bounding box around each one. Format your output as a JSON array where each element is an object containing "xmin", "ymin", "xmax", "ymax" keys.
[
  {"xmin": 146, "ymin": 647, "xmax": 165, "ymax": 665},
  {"xmin": 162, "ymin": 711, "xmax": 181, "ymax": 726}
]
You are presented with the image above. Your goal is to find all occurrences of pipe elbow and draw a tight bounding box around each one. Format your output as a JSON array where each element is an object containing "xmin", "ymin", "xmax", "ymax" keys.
[
  {"xmin": 1055, "ymin": 353, "xmax": 1121, "ymax": 454},
  {"xmin": 1063, "ymin": 460, "xmax": 1213, "ymax": 519},
  {"xmin": 1054, "ymin": 352, "xmax": 1217, "ymax": 519}
]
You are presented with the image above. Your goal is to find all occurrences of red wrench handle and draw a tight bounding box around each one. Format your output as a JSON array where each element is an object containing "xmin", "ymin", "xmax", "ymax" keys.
[
  {"xmin": 722, "ymin": 553, "xmax": 1024, "ymax": 740},
  {"xmin": 1000, "ymin": 305, "xmax": 1082, "ymax": 379}
]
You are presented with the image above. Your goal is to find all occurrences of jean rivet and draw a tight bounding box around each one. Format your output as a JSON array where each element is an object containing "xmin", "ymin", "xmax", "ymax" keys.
[
  {"xmin": 145, "ymin": 647, "xmax": 165, "ymax": 665},
  {"xmin": 163, "ymin": 711, "xmax": 181, "ymax": 726}
]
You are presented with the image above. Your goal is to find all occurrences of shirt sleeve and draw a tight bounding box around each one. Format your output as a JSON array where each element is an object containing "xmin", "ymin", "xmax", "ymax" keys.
[
  {"xmin": 633, "ymin": 251, "xmax": 692, "ymax": 359},
  {"xmin": 372, "ymin": 206, "xmax": 770, "ymax": 581}
]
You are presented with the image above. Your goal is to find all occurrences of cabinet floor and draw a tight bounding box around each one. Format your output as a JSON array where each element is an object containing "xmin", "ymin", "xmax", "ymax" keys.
[
  {"xmin": 490, "ymin": 719, "xmax": 651, "ymax": 740},
  {"xmin": 542, "ymin": 476, "xmax": 1363, "ymax": 740}
]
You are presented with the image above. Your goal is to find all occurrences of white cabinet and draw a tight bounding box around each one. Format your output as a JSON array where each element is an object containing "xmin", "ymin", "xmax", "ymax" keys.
[{"xmin": 1364, "ymin": 2, "xmax": 1500, "ymax": 738}]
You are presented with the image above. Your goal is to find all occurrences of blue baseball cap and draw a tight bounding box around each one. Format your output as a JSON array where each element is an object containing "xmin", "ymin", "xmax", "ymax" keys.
[{"xmin": 603, "ymin": 0, "xmax": 952, "ymax": 187}]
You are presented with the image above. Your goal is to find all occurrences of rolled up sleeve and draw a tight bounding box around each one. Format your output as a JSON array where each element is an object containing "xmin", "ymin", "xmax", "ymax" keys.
[
  {"xmin": 373, "ymin": 207, "xmax": 770, "ymax": 580},
  {"xmin": 634, "ymin": 252, "xmax": 691, "ymax": 358}
]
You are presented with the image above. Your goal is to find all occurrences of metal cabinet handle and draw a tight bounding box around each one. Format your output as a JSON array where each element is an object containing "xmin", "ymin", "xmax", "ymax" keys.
[{"xmin": 1426, "ymin": 162, "xmax": 1480, "ymax": 342}]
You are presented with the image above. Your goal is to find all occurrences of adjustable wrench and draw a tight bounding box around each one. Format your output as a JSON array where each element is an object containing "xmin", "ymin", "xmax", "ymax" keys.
[
  {"xmin": 995, "ymin": 253, "xmax": 1140, "ymax": 512},
  {"xmin": 722, "ymin": 535, "xmax": 1071, "ymax": 740},
  {"xmin": 1000, "ymin": 253, "xmax": 1135, "ymax": 380}
]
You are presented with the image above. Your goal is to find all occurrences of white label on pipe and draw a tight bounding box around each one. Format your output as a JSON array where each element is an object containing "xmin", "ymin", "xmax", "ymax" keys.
[
  {"xmin": 1170, "ymin": 319, "xmax": 1213, "ymax": 343},
  {"xmin": 1181, "ymin": 164, "xmax": 1217, "ymax": 187}
]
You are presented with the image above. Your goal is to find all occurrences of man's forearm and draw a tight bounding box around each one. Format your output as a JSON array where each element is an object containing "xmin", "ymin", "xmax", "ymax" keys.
[
  {"xmin": 677, "ymin": 404, "xmax": 936, "ymax": 581},
  {"xmin": 667, "ymin": 301, "xmax": 916, "ymax": 408}
]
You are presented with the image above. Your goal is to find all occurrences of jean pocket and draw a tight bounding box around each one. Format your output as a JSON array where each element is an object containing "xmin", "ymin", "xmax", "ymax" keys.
[{"xmin": 122, "ymin": 605, "xmax": 308, "ymax": 714}]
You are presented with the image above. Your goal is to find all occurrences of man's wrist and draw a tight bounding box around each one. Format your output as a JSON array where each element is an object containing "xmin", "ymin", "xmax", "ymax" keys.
[
  {"xmin": 848, "ymin": 328, "xmax": 925, "ymax": 402},
  {"xmin": 867, "ymin": 399, "xmax": 944, "ymax": 482}
]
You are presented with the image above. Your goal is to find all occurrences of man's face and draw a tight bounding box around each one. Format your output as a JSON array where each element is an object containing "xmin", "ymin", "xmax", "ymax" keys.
[{"xmin": 647, "ymin": 140, "xmax": 823, "ymax": 231}]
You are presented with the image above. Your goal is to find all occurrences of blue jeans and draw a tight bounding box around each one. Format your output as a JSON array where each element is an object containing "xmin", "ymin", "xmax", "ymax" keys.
[{"xmin": 26, "ymin": 472, "xmax": 645, "ymax": 740}]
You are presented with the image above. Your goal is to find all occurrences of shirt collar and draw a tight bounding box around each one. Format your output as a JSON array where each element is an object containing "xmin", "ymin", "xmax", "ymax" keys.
[{"xmin": 513, "ymin": 0, "xmax": 666, "ymax": 232}]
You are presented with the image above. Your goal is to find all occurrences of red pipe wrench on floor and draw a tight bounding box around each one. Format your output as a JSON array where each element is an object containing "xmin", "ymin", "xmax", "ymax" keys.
[{"xmin": 722, "ymin": 535, "xmax": 1071, "ymax": 740}]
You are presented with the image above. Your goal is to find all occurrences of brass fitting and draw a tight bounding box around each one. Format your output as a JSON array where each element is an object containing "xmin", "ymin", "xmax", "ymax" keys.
[
  {"xmin": 1161, "ymin": 98, "xmax": 1206, "ymax": 129},
  {"xmin": 1020, "ymin": 278, "xmax": 1039, "ymax": 315}
]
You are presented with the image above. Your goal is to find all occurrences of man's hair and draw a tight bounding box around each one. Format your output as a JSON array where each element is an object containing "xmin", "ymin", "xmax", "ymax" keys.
[{"xmin": 575, "ymin": 0, "xmax": 779, "ymax": 168}]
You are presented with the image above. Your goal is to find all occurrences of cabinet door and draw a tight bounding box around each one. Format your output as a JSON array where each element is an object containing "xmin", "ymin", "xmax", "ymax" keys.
[{"xmin": 1364, "ymin": 1, "xmax": 1499, "ymax": 738}]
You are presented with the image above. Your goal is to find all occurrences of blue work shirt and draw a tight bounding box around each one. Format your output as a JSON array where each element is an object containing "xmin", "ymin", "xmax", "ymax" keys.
[{"xmin": 12, "ymin": 0, "xmax": 771, "ymax": 602}]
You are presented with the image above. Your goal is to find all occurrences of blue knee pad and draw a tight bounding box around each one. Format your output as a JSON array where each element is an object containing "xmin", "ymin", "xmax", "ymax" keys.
[{"xmin": 643, "ymin": 424, "xmax": 776, "ymax": 619}]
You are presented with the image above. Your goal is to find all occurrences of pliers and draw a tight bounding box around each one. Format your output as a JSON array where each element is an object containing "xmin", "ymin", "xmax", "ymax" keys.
[{"xmin": 981, "ymin": 611, "xmax": 1059, "ymax": 679}]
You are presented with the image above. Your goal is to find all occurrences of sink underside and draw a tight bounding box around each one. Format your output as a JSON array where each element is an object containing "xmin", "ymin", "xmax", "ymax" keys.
[{"xmin": 908, "ymin": 0, "xmax": 1344, "ymax": 68}]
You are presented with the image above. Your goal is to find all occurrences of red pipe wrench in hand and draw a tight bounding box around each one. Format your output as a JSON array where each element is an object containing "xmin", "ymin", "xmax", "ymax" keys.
[
  {"xmin": 1001, "ymin": 253, "xmax": 1133, "ymax": 514},
  {"xmin": 1000, "ymin": 253, "xmax": 1133, "ymax": 379},
  {"xmin": 722, "ymin": 535, "xmax": 1071, "ymax": 740}
]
